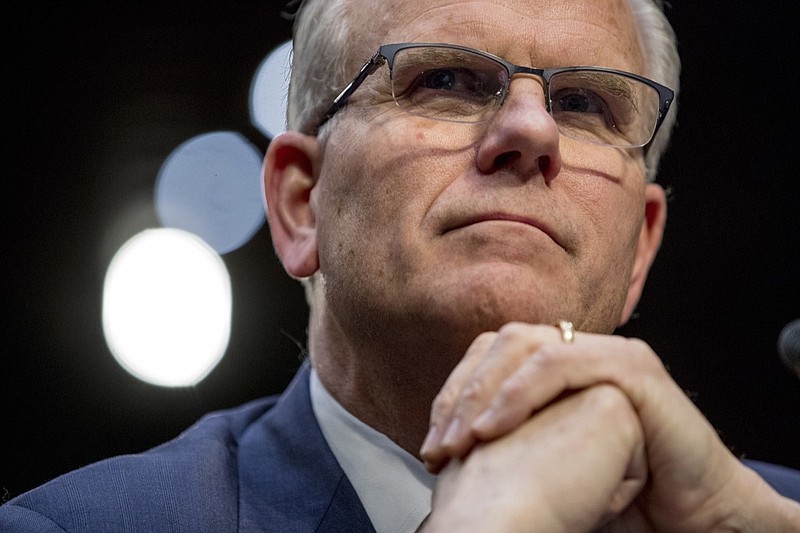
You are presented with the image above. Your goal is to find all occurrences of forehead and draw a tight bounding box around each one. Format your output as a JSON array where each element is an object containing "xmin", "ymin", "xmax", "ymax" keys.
[{"xmin": 352, "ymin": 0, "xmax": 644, "ymax": 73}]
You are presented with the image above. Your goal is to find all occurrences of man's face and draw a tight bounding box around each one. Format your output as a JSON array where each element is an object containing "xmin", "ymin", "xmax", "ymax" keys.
[{"xmin": 311, "ymin": 0, "xmax": 657, "ymax": 347}]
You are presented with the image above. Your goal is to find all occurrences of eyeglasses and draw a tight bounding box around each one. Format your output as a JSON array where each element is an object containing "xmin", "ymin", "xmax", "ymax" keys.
[{"xmin": 315, "ymin": 43, "xmax": 674, "ymax": 150}]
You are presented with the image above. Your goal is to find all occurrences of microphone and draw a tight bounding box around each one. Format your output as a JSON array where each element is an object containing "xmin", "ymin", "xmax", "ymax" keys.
[{"xmin": 777, "ymin": 319, "xmax": 800, "ymax": 377}]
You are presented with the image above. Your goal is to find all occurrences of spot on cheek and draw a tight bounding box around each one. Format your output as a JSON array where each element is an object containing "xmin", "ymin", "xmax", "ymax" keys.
[{"xmin": 415, "ymin": 130, "xmax": 427, "ymax": 142}]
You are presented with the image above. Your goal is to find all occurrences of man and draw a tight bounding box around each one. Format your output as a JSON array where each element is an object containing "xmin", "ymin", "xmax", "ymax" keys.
[{"xmin": 2, "ymin": 0, "xmax": 799, "ymax": 531}]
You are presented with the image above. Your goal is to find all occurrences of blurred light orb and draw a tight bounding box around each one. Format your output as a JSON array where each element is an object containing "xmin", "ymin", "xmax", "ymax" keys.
[
  {"xmin": 250, "ymin": 40, "xmax": 292, "ymax": 139},
  {"xmin": 155, "ymin": 131, "xmax": 265, "ymax": 255},
  {"xmin": 102, "ymin": 228, "xmax": 232, "ymax": 387}
]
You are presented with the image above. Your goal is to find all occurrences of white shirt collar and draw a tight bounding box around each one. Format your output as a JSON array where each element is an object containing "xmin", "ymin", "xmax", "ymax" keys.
[{"xmin": 309, "ymin": 368, "xmax": 434, "ymax": 533}]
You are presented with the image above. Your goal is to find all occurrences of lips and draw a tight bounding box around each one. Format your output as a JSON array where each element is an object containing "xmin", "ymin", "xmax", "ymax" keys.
[{"xmin": 442, "ymin": 212, "xmax": 562, "ymax": 248}]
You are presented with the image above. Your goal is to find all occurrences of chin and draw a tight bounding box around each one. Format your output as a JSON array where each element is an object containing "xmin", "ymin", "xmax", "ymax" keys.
[{"xmin": 419, "ymin": 266, "xmax": 565, "ymax": 333}]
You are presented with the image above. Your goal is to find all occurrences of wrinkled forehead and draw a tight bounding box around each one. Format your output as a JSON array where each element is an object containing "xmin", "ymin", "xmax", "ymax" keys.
[{"xmin": 346, "ymin": 0, "xmax": 645, "ymax": 73}]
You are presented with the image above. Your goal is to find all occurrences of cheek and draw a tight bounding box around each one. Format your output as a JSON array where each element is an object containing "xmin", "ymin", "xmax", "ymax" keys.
[
  {"xmin": 314, "ymin": 136, "xmax": 381, "ymax": 273},
  {"xmin": 320, "ymin": 118, "xmax": 476, "ymax": 224},
  {"xmin": 581, "ymin": 181, "xmax": 644, "ymax": 273},
  {"xmin": 314, "ymin": 121, "xmax": 472, "ymax": 275},
  {"xmin": 562, "ymin": 144, "xmax": 647, "ymax": 313},
  {"xmin": 563, "ymin": 143, "xmax": 646, "ymax": 247}
]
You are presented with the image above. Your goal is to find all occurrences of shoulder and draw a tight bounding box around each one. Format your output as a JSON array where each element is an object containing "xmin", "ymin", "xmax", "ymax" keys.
[
  {"xmin": 0, "ymin": 396, "xmax": 279, "ymax": 533},
  {"xmin": 745, "ymin": 459, "xmax": 800, "ymax": 502}
]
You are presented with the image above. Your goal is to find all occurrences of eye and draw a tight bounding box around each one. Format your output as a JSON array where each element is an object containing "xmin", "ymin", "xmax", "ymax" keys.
[
  {"xmin": 423, "ymin": 69, "xmax": 457, "ymax": 90},
  {"xmin": 389, "ymin": 47, "xmax": 507, "ymax": 121},
  {"xmin": 418, "ymin": 68, "xmax": 488, "ymax": 94},
  {"xmin": 552, "ymin": 88, "xmax": 609, "ymax": 116}
]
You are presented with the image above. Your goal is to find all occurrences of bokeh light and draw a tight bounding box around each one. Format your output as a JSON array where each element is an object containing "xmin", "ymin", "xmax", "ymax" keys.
[
  {"xmin": 155, "ymin": 131, "xmax": 265, "ymax": 255},
  {"xmin": 102, "ymin": 228, "xmax": 232, "ymax": 387},
  {"xmin": 102, "ymin": 39, "xmax": 295, "ymax": 387},
  {"xmin": 250, "ymin": 40, "xmax": 292, "ymax": 139}
]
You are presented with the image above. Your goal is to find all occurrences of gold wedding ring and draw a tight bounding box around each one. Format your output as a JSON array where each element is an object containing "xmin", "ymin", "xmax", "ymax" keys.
[{"xmin": 557, "ymin": 320, "xmax": 576, "ymax": 344}]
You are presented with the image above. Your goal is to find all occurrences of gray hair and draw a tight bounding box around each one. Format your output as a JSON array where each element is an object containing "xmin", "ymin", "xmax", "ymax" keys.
[
  {"xmin": 286, "ymin": 0, "xmax": 354, "ymax": 136},
  {"xmin": 628, "ymin": 0, "xmax": 681, "ymax": 182}
]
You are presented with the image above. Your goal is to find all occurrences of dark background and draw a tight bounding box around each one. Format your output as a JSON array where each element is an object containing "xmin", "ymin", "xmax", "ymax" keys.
[{"xmin": 2, "ymin": 2, "xmax": 798, "ymax": 500}]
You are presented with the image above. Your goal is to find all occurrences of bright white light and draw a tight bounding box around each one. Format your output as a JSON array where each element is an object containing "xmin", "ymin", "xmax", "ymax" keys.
[
  {"xmin": 250, "ymin": 40, "xmax": 292, "ymax": 139},
  {"xmin": 155, "ymin": 131, "xmax": 265, "ymax": 255},
  {"xmin": 102, "ymin": 228, "xmax": 232, "ymax": 387}
]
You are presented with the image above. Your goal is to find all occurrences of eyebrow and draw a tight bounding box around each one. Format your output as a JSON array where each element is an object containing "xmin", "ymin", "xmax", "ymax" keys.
[{"xmin": 401, "ymin": 46, "xmax": 482, "ymax": 65}]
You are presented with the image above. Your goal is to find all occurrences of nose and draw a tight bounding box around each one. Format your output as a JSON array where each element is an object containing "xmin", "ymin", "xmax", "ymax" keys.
[{"xmin": 475, "ymin": 79, "xmax": 562, "ymax": 183}]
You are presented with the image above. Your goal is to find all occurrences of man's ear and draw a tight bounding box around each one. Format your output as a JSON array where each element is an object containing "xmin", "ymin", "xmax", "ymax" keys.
[
  {"xmin": 619, "ymin": 183, "xmax": 667, "ymax": 325},
  {"xmin": 263, "ymin": 131, "xmax": 321, "ymax": 279}
]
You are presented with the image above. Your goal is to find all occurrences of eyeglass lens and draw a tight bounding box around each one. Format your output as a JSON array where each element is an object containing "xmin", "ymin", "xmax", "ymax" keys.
[{"xmin": 388, "ymin": 46, "xmax": 660, "ymax": 148}]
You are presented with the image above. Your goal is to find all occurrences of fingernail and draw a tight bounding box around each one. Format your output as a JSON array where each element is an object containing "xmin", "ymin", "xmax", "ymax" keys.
[
  {"xmin": 420, "ymin": 424, "xmax": 440, "ymax": 457},
  {"xmin": 440, "ymin": 418, "xmax": 463, "ymax": 448}
]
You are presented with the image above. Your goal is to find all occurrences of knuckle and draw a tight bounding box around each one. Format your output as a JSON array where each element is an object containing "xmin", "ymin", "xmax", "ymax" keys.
[
  {"xmin": 497, "ymin": 321, "xmax": 550, "ymax": 340},
  {"xmin": 587, "ymin": 384, "xmax": 632, "ymax": 417},
  {"xmin": 531, "ymin": 346, "xmax": 559, "ymax": 368},
  {"xmin": 624, "ymin": 337, "xmax": 653, "ymax": 355},
  {"xmin": 497, "ymin": 374, "xmax": 529, "ymax": 404},
  {"xmin": 495, "ymin": 322, "xmax": 552, "ymax": 357},
  {"xmin": 474, "ymin": 331, "xmax": 497, "ymax": 345},
  {"xmin": 430, "ymin": 390, "xmax": 456, "ymax": 418},
  {"xmin": 624, "ymin": 337, "xmax": 668, "ymax": 373},
  {"xmin": 497, "ymin": 321, "xmax": 528, "ymax": 341},
  {"xmin": 587, "ymin": 386, "xmax": 641, "ymax": 440},
  {"xmin": 466, "ymin": 331, "xmax": 497, "ymax": 355},
  {"xmin": 455, "ymin": 378, "xmax": 497, "ymax": 415},
  {"xmin": 460, "ymin": 376, "xmax": 489, "ymax": 406}
]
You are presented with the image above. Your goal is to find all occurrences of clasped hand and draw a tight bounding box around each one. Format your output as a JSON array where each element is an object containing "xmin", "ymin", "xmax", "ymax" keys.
[{"xmin": 418, "ymin": 323, "xmax": 789, "ymax": 532}]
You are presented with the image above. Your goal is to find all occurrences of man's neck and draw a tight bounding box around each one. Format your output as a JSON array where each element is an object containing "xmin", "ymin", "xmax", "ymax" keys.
[
  {"xmin": 310, "ymin": 342, "xmax": 443, "ymax": 458},
  {"xmin": 308, "ymin": 302, "xmax": 467, "ymax": 457}
]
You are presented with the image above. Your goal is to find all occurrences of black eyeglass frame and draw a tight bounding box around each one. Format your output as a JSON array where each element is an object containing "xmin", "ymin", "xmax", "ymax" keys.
[{"xmin": 314, "ymin": 42, "xmax": 674, "ymax": 149}]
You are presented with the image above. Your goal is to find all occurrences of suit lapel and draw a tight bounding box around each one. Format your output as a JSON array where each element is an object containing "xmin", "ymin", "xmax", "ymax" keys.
[{"xmin": 237, "ymin": 364, "xmax": 375, "ymax": 532}]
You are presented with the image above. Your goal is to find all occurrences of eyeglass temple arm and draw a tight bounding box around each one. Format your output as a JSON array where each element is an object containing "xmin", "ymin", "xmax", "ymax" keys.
[{"xmin": 314, "ymin": 52, "xmax": 387, "ymax": 134}]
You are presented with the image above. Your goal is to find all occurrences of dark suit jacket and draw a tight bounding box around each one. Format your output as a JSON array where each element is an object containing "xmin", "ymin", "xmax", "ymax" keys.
[{"xmin": 2, "ymin": 364, "xmax": 798, "ymax": 532}]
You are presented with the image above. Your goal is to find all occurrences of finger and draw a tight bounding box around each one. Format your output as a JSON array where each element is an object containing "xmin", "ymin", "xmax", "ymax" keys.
[
  {"xmin": 469, "ymin": 334, "xmax": 716, "ymax": 480},
  {"xmin": 606, "ymin": 433, "xmax": 648, "ymax": 517},
  {"xmin": 471, "ymin": 334, "xmax": 665, "ymax": 440},
  {"xmin": 435, "ymin": 323, "xmax": 560, "ymax": 460},
  {"xmin": 426, "ymin": 384, "xmax": 647, "ymax": 532},
  {"xmin": 463, "ymin": 334, "xmax": 762, "ymax": 530},
  {"xmin": 421, "ymin": 330, "xmax": 496, "ymax": 471}
]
